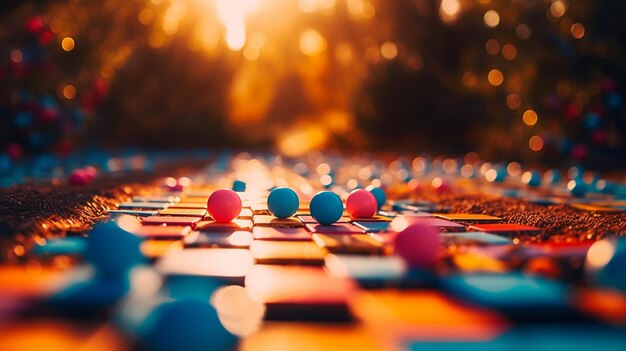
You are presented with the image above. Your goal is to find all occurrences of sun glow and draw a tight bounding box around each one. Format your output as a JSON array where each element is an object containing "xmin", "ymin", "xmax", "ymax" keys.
[{"xmin": 215, "ymin": 0, "xmax": 260, "ymax": 50}]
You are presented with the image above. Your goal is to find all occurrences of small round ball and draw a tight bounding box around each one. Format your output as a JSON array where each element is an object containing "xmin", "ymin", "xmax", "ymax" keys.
[
  {"xmin": 232, "ymin": 180, "xmax": 246, "ymax": 192},
  {"xmin": 346, "ymin": 189, "xmax": 377, "ymax": 218},
  {"xmin": 368, "ymin": 187, "xmax": 387, "ymax": 209},
  {"xmin": 84, "ymin": 166, "xmax": 98, "ymax": 180},
  {"xmin": 142, "ymin": 299, "xmax": 236, "ymax": 351},
  {"xmin": 522, "ymin": 170, "xmax": 542, "ymax": 187},
  {"xmin": 310, "ymin": 191, "xmax": 343, "ymax": 225},
  {"xmin": 69, "ymin": 169, "xmax": 91, "ymax": 186},
  {"xmin": 207, "ymin": 189, "xmax": 242, "ymax": 223},
  {"xmin": 393, "ymin": 221, "xmax": 440, "ymax": 268},
  {"xmin": 267, "ymin": 187, "xmax": 299, "ymax": 219},
  {"xmin": 85, "ymin": 222, "xmax": 143, "ymax": 277}
]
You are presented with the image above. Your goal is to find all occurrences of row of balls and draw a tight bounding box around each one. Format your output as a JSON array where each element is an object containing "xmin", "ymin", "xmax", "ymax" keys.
[{"xmin": 207, "ymin": 187, "xmax": 387, "ymax": 225}]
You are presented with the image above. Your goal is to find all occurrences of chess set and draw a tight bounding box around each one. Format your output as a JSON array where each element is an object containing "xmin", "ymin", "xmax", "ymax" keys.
[{"xmin": 1, "ymin": 151, "xmax": 625, "ymax": 351}]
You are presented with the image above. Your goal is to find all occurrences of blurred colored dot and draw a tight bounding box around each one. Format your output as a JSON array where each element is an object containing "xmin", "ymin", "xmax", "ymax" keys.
[
  {"xmin": 300, "ymin": 29, "xmax": 327, "ymax": 57},
  {"xmin": 364, "ymin": 46, "xmax": 381, "ymax": 64},
  {"xmin": 506, "ymin": 93, "xmax": 521, "ymax": 110},
  {"xmin": 317, "ymin": 163, "xmax": 331, "ymax": 175},
  {"xmin": 13, "ymin": 245, "xmax": 25, "ymax": 257},
  {"xmin": 522, "ymin": 170, "xmax": 542, "ymax": 187},
  {"xmin": 178, "ymin": 176, "xmax": 191, "ymax": 187},
  {"xmin": 61, "ymin": 37, "xmax": 75, "ymax": 51},
  {"xmin": 362, "ymin": 3, "xmax": 376, "ymax": 18},
  {"xmin": 485, "ymin": 169, "xmax": 497, "ymax": 182},
  {"xmin": 462, "ymin": 71, "xmax": 478, "ymax": 87},
  {"xmin": 346, "ymin": 178, "xmax": 359, "ymax": 190},
  {"xmin": 523, "ymin": 110, "xmax": 538, "ymax": 126},
  {"xmin": 407, "ymin": 55, "xmax": 423, "ymax": 71},
  {"xmin": 550, "ymin": 1, "xmax": 566, "ymax": 18},
  {"xmin": 139, "ymin": 8, "xmax": 155, "ymax": 25},
  {"xmin": 440, "ymin": 0, "xmax": 461, "ymax": 16},
  {"xmin": 243, "ymin": 46, "xmax": 260, "ymax": 61},
  {"xmin": 502, "ymin": 44, "xmax": 517, "ymax": 60},
  {"xmin": 507, "ymin": 162, "xmax": 521, "ymax": 177},
  {"xmin": 439, "ymin": 0, "xmax": 461, "ymax": 23},
  {"xmin": 571, "ymin": 23, "xmax": 585, "ymax": 39},
  {"xmin": 442, "ymin": 159, "xmax": 458, "ymax": 174},
  {"xmin": 460, "ymin": 164, "xmax": 474, "ymax": 178},
  {"xmin": 62, "ymin": 85, "xmax": 76, "ymax": 100},
  {"xmin": 248, "ymin": 32, "xmax": 266, "ymax": 48},
  {"xmin": 165, "ymin": 177, "xmax": 177, "ymax": 187},
  {"xmin": 50, "ymin": 19, "xmax": 63, "ymax": 33},
  {"xmin": 380, "ymin": 41, "xmax": 398, "ymax": 60},
  {"xmin": 483, "ymin": 10, "xmax": 500, "ymax": 28},
  {"xmin": 487, "ymin": 69, "xmax": 504, "ymax": 86},
  {"xmin": 335, "ymin": 43, "xmax": 353, "ymax": 64},
  {"xmin": 516, "ymin": 24, "xmax": 531, "ymax": 40},
  {"xmin": 485, "ymin": 39, "xmax": 500, "ymax": 55},
  {"xmin": 412, "ymin": 157, "xmax": 427, "ymax": 172},
  {"xmin": 320, "ymin": 174, "xmax": 333, "ymax": 186},
  {"xmin": 358, "ymin": 167, "xmax": 372, "ymax": 180},
  {"xmin": 10, "ymin": 49, "xmax": 22, "ymax": 63},
  {"xmin": 101, "ymin": 65, "xmax": 114, "ymax": 79},
  {"xmin": 149, "ymin": 32, "xmax": 165, "ymax": 48},
  {"xmin": 464, "ymin": 152, "xmax": 479, "ymax": 164},
  {"xmin": 529, "ymin": 135, "xmax": 544, "ymax": 152}
]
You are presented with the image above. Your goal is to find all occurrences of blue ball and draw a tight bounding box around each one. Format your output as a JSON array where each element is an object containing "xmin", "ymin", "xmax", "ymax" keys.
[
  {"xmin": 85, "ymin": 222, "xmax": 143, "ymax": 278},
  {"xmin": 142, "ymin": 299, "xmax": 236, "ymax": 351},
  {"xmin": 310, "ymin": 191, "xmax": 343, "ymax": 225},
  {"xmin": 369, "ymin": 187, "xmax": 386, "ymax": 209},
  {"xmin": 232, "ymin": 180, "xmax": 246, "ymax": 192},
  {"xmin": 267, "ymin": 187, "xmax": 300, "ymax": 219}
]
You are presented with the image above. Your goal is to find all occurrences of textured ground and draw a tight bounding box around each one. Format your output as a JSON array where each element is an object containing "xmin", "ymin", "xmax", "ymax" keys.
[{"xmin": 0, "ymin": 164, "xmax": 204, "ymax": 263}]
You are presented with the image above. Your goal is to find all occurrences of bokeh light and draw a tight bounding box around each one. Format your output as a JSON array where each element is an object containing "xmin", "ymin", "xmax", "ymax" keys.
[
  {"xmin": 0, "ymin": 0, "xmax": 623, "ymax": 169},
  {"xmin": 488, "ymin": 69, "xmax": 504, "ymax": 86},
  {"xmin": 523, "ymin": 110, "xmax": 538, "ymax": 126},
  {"xmin": 529, "ymin": 135, "xmax": 544, "ymax": 152},
  {"xmin": 483, "ymin": 10, "xmax": 500, "ymax": 28},
  {"xmin": 299, "ymin": 29, "xmax": 327, "ymax": 57},
  {"xmin": 61, "ymin": 37, "xmax": 75, "ymax": 51},
  {"xmin": 439, "ymin": 0, "xmax": 461, "ymax": 23},
  {"xmin": 571, "ymin": 23, "xmax": 585, "ymax": 39}
]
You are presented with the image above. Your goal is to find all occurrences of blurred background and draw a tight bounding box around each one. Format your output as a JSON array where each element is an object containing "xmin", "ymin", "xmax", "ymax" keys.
[{"xmin": 1, "ymin": 0, "xmax": 625, "ymax": 169}]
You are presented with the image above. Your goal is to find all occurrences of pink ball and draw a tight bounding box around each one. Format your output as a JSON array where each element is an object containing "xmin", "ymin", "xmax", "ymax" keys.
[
  {"xmin": 393, "ymin": 220, "xmax": 440, "ymax": 268},
  {"xmin": 69, "ymin": 169, "xmax": 91, "ymax": 186},
  {"xmin": 207, "ymin": 189, "xmax": 242, "ymax": 223},
  {"xmin": 83, "ymin": 166, "xmax": 97, "ymax": 180},
  {"xmin": 346, "ymin": 189, "xmax": 377, "ymax": 218}
]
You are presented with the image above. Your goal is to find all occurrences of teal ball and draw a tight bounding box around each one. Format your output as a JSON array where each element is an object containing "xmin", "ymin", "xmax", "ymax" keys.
[
  {"xmin": 368, "ymin": 187, "xmax": 386, "ymax": 209},
  {"xmin": 310, "ymin": 191, "xmax": 343, "ymax": 225},
  {"xmin": 267, "ymin": 187, "xmax": 300, "ymax": 219}
]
